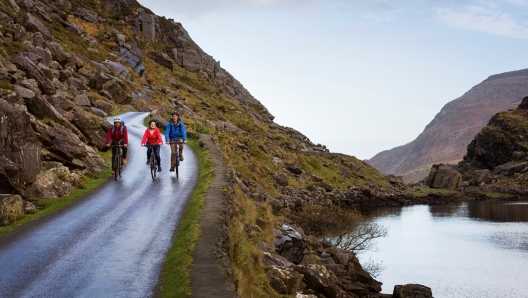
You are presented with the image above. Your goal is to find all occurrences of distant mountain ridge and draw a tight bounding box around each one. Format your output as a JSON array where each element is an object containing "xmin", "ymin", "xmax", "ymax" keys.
[{"xmin": 367, "ymin": 69, "xmax": 528, "ymax": 182}]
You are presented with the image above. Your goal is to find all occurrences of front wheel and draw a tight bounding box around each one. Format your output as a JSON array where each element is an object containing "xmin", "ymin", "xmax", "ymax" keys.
[
  {"xmin": 150, "ymin": 153, "xmax": 156, "ymax": 180},
  {"xmin": 113, "ymin": 154, "xmax": 120, "ymax": 181},
  {"xmin": 175, "ymin": 160, "xmax": 179, "ymax": 178}
]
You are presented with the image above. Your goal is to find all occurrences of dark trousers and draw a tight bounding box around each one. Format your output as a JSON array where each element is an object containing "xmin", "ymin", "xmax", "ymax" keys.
[{"xmin": 146, "ymin": 144, "xmax": 161, "ymax": 166}]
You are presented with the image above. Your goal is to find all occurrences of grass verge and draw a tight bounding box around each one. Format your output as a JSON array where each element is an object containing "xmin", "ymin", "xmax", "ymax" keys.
[
  {"xmin": 0, "ymin": 151, "xmax": 112, "ymax": 238},
  {"xmin": 158, "ymin": 134, "xmax": 214, "ymax": 297}
]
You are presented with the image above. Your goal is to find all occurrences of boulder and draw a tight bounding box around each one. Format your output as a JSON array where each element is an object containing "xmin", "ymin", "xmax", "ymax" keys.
[
  {"xmin": 94, "ymin": 99, "xmax": 114, "ymax": 113},
  {"xmin": 100, "ymin": 79, "xmax": 131, "ymax": 104},
  {"xmin": 472, "ymin": 169, "xmax": 490, "ymax": 186},
  {"xmin": 426, "ymin": 165, "xmax": 462, "ymax": 189},
  {"xmin": 31, "ymin": 118, "xmax": 107, "ymax": 172},
  {"xmin": 22, "ymin": 13, "xmax": 51, "ymax": 39},
  {"xmin": 275, "ymin": 224, "xmax": 306, "ymax": 264},
  {"xmin": 25, "ymin": 170, "xmax": 75, "ymax": 198},
  {"xmin": 294, "ymin": 264, "xmax": 340, "ymax": 298},
  {"xmin": 74, "ymin": 7, "xmax": 100, "ymax": 23},
  {"xmin": 72, "ymin": 112, "xmax": 107, "ymax": 150},
  {"xmin": 182, "ymin": 49, "xmax": 202, "ymax": 72},
  {"xmin": 74, "ymin": 93, "xmax": 91, "ymax": 107},
  {"xmin": 393, "ymin": 284, "xmax": 433, "ymax": 298},
  {"xmin": 286, "ymin": 165, "xmax": 303, "ymax": 175},
  {"xmin": 273, "ymin": 173, "xmax": 289, "ymax": 187},
  {"xmin": 267, "ymin": 266, "xmax": 303, "ymax": 295},
  {"xmin": 23, "ymin": 92, "xmax": 85, "ymax": 141},
  {"xmin": 0, "ymin": 99, "xmax": 41, "ymax": 191},
  {"xmin": 0, "ymin": 156, "xmax": 25, "ymax": 194},
  {"xmin": 154, "ymin": 53, "xmax": 173, "ymax": 71},
  {"xmin": 13, "ymin": 53, "xmax": 56, "ymax": 95},
  {"xmin": 0, "ymin": 194, "xmax": 36, "ymax": 217}
]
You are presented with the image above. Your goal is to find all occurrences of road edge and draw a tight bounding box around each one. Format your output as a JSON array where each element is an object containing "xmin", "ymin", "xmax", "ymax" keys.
[{"xmin": 189, "ymin": 133, "xmax": 238, "ymax": 297}]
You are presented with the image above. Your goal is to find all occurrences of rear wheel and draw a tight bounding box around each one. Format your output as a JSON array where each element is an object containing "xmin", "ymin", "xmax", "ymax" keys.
[{"xmin": 150, "ymin": 153, "xmax": 156, "ymax": 180}]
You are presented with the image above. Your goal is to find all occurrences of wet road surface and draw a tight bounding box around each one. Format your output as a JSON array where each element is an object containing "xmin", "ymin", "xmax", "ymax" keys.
[{"xmin": 0, "ymin": 112, "xmax": 199, "ymax": 298}]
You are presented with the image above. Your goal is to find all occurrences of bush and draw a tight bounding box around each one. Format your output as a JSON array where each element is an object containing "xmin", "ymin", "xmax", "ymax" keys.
[{"xmin": 291, "ymin": 204, "xmax": 388, "ymax": 253}]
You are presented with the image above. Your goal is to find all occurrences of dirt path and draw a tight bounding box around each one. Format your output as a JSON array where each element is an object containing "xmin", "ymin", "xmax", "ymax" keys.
[{"xmin": 190, "ymin": 134, "xmax": 238, "ymax": 297}]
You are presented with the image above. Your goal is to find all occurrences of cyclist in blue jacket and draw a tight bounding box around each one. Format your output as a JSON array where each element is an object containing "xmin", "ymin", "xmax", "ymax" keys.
[{"xmin": 165, "ymin": 111, "xmax": 187, "ymax": 172}]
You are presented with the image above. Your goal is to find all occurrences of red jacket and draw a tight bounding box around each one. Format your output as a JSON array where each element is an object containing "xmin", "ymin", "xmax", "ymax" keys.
[
  {"xmin": 106, "ymin": 125, "xmax": 128, "ymax": 145},
  {"xmin": 141, "ymin": 127, "xmax": 163, "ymax": 145}
]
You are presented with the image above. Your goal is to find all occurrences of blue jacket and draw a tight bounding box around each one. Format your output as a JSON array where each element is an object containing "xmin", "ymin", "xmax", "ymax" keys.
[{"xmin": 165, "ymin": 120, "xmax": 187, "ymax": 142}]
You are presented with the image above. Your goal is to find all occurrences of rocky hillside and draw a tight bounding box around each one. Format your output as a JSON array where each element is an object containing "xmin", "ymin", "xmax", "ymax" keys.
[
  {"xmin": 423, "ymin": 96, "xmax": 528, "ymax": 196},
  {"xmin": 0, "ymin": 0, "xmax": 434, "ymax": 296},
  {"xmin": 367, "ymin": 70, "xmax": 528, "ymax": 182}
]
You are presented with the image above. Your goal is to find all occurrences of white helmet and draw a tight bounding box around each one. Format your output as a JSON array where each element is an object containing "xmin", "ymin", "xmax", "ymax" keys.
[{"xmin": 113, "ymin": 117, "xmax": 121, "ymax": 123}]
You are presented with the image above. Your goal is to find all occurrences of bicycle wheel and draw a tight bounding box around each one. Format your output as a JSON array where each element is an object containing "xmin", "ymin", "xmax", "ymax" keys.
[
  {"xmin": 150, "ymin": 153, "xmax": 156, "ymax": 180},
  {"xmin": 113, "ymin": 153, "xmax": 120, "ymax": 181},
  {"xmin": 175, "ymin": 159, "xmax": 179, "ymax": 178}
]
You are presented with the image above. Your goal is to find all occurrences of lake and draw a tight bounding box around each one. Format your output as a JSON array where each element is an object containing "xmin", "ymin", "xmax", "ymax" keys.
[{"xmin": 358, "ymin": 200, "xmax": 528, "ymax": 297}]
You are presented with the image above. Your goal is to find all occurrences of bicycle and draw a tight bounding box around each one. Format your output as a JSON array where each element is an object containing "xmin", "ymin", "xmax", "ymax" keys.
[
  {"xmin": 169, "ymin": 140, "xmax": 182, "ymax": 178},
  {"xmin": 147, "ymin": 144, "xmax": 159, "ymax": 180},
  {"xmin": 110, "ymin": 144, "xmax": 124, "ymax": 181}
]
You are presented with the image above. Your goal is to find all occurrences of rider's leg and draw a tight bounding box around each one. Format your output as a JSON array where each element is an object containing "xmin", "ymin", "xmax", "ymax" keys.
[
  {"xmin": 154, "ymin": 145, "xmax": 161, "ymax": 166},
  {"xmin": 146, "ymin": 144, "xmax": 153, "ymax": 165},
  {"xmin": 170, "ymin": 141, "xmax": 177, "ymax": 167},
  {"xmin": 122, "ymin": 147, "xmax": 128, "ymax": 164},
  {"xmin": 111, "ymin": 146, "xmax": 117, "ymax": 169},
  {"xmin": 178, "ymin": 142, "xmax": 184, "ymax": 161}
]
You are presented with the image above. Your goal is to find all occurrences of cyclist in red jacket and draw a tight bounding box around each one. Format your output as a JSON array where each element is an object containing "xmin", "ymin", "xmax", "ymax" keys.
[
  {"xmin": 105, "ymin": 118, "xmax": 128, "ymax": 174},
  {"xmin": 141, "ymin": 120, "xmax": 163, "ymax": 172}
]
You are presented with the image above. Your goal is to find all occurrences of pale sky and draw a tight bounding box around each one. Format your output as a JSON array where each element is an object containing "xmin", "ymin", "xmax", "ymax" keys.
[{"xmin": 140, "ymin": 0, "xmax": 528, "ymax": 160}]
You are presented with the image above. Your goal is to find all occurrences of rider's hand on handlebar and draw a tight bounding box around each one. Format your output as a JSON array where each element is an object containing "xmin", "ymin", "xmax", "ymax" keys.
[
  {"xmin": 106, "ymin": 144, "xmax": 110, "ymax": 147},
  {"xmin": 124, "ymin": 144, "xmax": 128, "ymax": 147}
]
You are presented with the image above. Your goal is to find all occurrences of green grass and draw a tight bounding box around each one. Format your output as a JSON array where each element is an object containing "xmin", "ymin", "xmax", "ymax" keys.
[
  {"xmin": 0, "ymin": 151, "xmax": 112, "ymax": 238},
  {"xmin": 158, "ymin": 134, "xmax": 214, "ymax": 297}
]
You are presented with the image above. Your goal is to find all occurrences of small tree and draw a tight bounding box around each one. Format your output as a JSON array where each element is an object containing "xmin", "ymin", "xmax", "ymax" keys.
[{"xmin": 291, "ymin": 204, "xmax": 388, "ymax": 276}]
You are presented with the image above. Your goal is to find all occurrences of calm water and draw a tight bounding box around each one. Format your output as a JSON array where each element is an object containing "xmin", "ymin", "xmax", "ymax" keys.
[{"xmin": 358, "ymin": 200, "xmax": 528, "ymax": 298}]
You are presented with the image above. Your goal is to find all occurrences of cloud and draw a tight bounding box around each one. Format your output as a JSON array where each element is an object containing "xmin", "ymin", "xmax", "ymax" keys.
[
  {"xmin": 143, "ymin": 0, "xmax": 324, "ymax": 18},
  {"xmin": 434, "ymin": 4, "xmax": 528, "ymax": 39}
]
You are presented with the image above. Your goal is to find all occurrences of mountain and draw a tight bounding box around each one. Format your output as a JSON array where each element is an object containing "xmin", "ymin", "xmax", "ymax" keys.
[{"xmin": 367, "ymin": 70, "xmax": 528, "ymax": 182}]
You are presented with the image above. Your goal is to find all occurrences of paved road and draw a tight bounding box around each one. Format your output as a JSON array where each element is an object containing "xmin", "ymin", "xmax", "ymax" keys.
[{"xmin": 0, "ymin": 112, "xmax": 199, "ymax": 298}]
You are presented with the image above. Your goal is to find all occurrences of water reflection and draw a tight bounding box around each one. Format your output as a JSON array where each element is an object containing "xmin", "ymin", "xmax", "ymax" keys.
[
  {"xmin": 466, "ymin": 200, "xmax": 528, "ymax": 222},
  {"xmin": 359, "ymin": 199, "xmax": 528, "ymax": 297},
  {"xmin": 370, "ymin": 200, "xmax": 528, "ymax": 223}
]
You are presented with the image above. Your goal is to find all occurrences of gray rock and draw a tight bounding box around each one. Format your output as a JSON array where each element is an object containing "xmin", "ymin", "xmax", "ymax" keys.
[
  {"xmin": 32, "ymin": 118, "xmax": 107, "ymax": 172},
  {"xmin": 267, "ymin": 266, "xmax": 303, "ymax": 295},
  {"xmin": 22, "ymin": 13, "xmax": 51, "ymax": 39},
  {"xmin": 13, "ymin": 53, "xmax": 56, "ymax": 95},
  {"xmin": 100, "ymin": 79, "xmax": 131, "ymax": 104},
  {"xmin": 74, "ymin": 7, "xmax": 100, "ymax": 23},
  {"xmin": 139, "ymin": 13, "xmax": 156, "ymax": 42},
  {"xmin": 294, "ymin": 264, "xmax": 340, "ymax": 298},
  {"xmin": 0, "ymin": 99, "xmax": 41, "ymax": 192},
  {"xmin": 72, "ymin": 112, "xmax": 107, "ymax": 150},
  {"xmin": 25, "ymin": 170, "xmax": 75, "ymax": 198},
  {"xmin": 275, "ymin": 224, "xmax": 305, "ymax": 264},
  {"xmin": 286, "ymin": 165, "xmax": 303, "ymax": 175},
  {"xmin": 74, "ymin": 93, "xmax": 91, "ymax": 107},
  {"xmin": 393, "ymin": 284, "xmax": 433, "ymax": 298},
  {"xmin": 273, "ymin": 173, "xmax": 289, "ymax": 186},
  {"xmin": 0, "ymin": 194, "xmax": 36, "ymax": 217},
  {"xmin": 426, "ymin": 165, "xmax": 462, "ymax": 189},
  {"xmin": 154, "ymin": 53, "xmax": 173, "ymax": 71},
  {"xmin": 472, "ymin": 169, "xmax": 490, "ymax": 186},
  {"xmin": 94, "ymin": 99, "xmax": 113, "ymax": 113}
]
